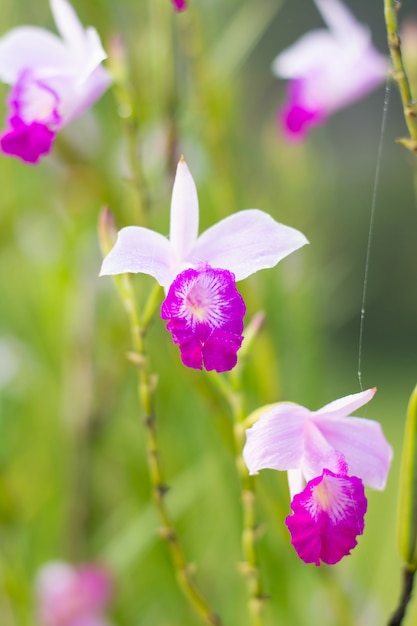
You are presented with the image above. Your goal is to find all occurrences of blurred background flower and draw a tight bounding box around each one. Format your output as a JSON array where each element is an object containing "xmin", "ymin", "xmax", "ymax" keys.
[
  {"xmin": 36, "ymin": 561, "xmax": 113, "ymax": 626},
  {"xmin": 272, "ymin": 0, "xmax": 387, "ymax": 140},
  {"xmin": 0, "ymin": 0, "xmax": 111, "ymax": 163}
]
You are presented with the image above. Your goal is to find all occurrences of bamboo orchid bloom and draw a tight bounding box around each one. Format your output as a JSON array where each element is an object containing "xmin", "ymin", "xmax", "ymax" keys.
[
  {"xmin": 36, "ymin": 561, "xmax": 113, "ymax": 626},
  {"xmin": 0, "ymin": 0, "xmax": 111, "ymax": 164},
  {"xmin": 100, "ymin": 158, "xmax": 308, "ymax": 372},
  {"xmin": 171, "ymin": 0, "xmax": 187, "ymax": 11},
  {"xmin": 243, "ymin": 388, "xmax": 392, "ymax": 565},
  {"xmin": 272, "ymin": 0, "xmax": 387, "ymax": 140}
]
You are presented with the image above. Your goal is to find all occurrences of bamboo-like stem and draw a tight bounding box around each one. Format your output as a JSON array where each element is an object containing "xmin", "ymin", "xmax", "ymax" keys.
[
  {"xmin": 209, "ymin": 314, "xmax": 267, "ymax": 626},
  {"xmin": 230, "ymin": 371, "xmax": 266, "ymax": 626},
  {"xmin": 384, "ymin": 0, "xmax": 417, "ymax": 153},
  {"xmin": 109, "ymin": 271, "xmax": 223, "ymax": 626},
  {"xmin": 384, "ymin": 0, "xmax": 417, "ymax": 616},
  {"xmin": 387, "ymin": 567, "xmax": 416, "ymax": 626}
]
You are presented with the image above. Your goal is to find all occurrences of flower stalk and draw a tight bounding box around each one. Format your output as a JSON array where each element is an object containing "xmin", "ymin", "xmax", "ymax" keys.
[
  {"xmin": 387, "ymin": 567, "xmax": 416, "ymax": 626},
  {"xmin": 210, "ymin": 314, "xmax": 267, "ymax": 626},
  {"xmin": 99, "ymin": 210, "xmax": 223, "ymax": 626},
  {"xmin": 388, "ymin": 385, "xmax": 417, "ymax": 625},
  {"xmin": 384, "ymin": 0, "xmax": 417, "ymax": 153}
]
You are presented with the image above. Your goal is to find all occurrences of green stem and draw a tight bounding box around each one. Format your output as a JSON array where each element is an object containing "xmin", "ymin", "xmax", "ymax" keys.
[
  {"xmin": 384, "ymin": 0, "xmax": 417, "ymax": 152},
  {"xmin": 387, "ymin": 567, "xmax": 416, "ymax": 626},
  {"xmin": 210, "ymin": 358, "xmax": 266, "ymax": 626},
  {"xmin": 231, "ymin": 374, "xmax": 266, "ymax": 626},
  {"xmin": 141, "ymin": 282, "xmax": 164, "ymax": 328},
  {"xmin": 113, "ymin": 273, "xmax": 223, "ymax": 626}
]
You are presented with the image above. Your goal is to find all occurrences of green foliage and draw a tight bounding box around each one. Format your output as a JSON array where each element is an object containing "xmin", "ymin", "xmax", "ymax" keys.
[{"xmin": 0, "ymin": 1, "xmax": 414, "ymax": 625}]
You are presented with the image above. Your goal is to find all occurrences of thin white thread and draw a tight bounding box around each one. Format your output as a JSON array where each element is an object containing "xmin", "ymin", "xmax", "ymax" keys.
[{"xmin": 357, "ymin": 78, "xmax": 391, "ymax": 391}]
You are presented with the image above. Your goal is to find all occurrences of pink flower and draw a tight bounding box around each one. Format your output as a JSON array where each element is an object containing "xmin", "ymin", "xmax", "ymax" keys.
[
  {"xmin": 243, "ymin": 388, "xmax": 392, "ymax": 564},
  {"xmin": 286, "ymin": 469, "xmax": 367, "ymax": 566},
  {"xmin": 0, "ymin": 0, "xmax": 111, "ymax": 164},
  {"xmin": 36, "ymin": 561, "xmax": 113, "ymax": 626},
  {"xmin": 161, "ymin": 265, "xmax": 246, "ymax": 371},
  {"xmin": 272, "ymin": 0, "xmax": 387, "ymax": 140},
  {"xmin": 100, "ymin": 158, "xmax": 308, "ymax": 372},
  {"xmin": 171, "ymin": 0, "xmax": 187, "ymax": 12}
]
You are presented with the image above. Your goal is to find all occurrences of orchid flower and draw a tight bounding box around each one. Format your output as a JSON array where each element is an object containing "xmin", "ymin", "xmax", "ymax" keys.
[
  {"xmin": 100, "ymin": 157, "xmax": 308, "ymax": 372},
  {"xmin": 243, "ymin": 388, "xmax": 393, "ymax": 565},
  {"xmin": 171, "ymin": 0, "xmax": 187, "ymax": 12},
  {"xmin": 36, "ymin": 561, "xmax": 113, "ymax": 626},
  {"xmin": 0, "ymin": 0, "xmax": 111, "ymax": 164},
  {"xmin": 272, "ymin": 0, "xmax": 387, "ymax": 140}
]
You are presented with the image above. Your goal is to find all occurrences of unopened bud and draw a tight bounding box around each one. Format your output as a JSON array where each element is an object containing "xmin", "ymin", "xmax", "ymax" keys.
[{"xmin": 98, "ymin": 207, "xmax": 118, "ymax": 257}]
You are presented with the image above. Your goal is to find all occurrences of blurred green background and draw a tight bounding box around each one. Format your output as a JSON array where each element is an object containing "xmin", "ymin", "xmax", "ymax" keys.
[{"xmin": 0, "ymin": 0, "xmax": 416, "ymax": 624}]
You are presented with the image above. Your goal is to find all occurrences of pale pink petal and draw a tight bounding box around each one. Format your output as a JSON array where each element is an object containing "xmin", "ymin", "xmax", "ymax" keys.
[
  {"xmin": 36, "ymin": 561, "xmax": 75, "ymax": 600},
  {"xmin": 55, "ymin": 66, "xmax": 112, "ymax": 124},
  {"xmin": 0, "ymin": 28, "xmax": 71, "ymax": 84},
  {"xmin": 301, "ymin": 420, "xmax": 347, "ymax": 485},
  {"xmin": 314, "ymin": 415, "xmax": 393, "ymax": 489},
  {"xmin": 320, "ymin": 44, "xmax": 387, "ymax": 115},
  {"xmin": 243, "ymin": 403, "xmax": 309, "ymax": 474},
  {"xmin": 191, "ymin": 209, "xmax": 308, "ymax": 281},
  {"xmin": 36, "ymin": 561, "xmax": 113, "ymax": 626},
  {"xmin": 315, "ymin": 0, "xmax": 368, "ymax": 44},
  {"xmin": 99, "ymin": 226, "xmax": 173, "ymax": 287},
  {"xmin": 272, "ymin": 31, "xmax": 338, "ymax": 79},
  {"xmin": 50, "ymin": 0, "xmax": 108, "ymax": 83},
  {"xmin": 169, "ymin": 159, "xmax": 199, "ymax": 264},
  {"xmin": 50, "ymin": 0, "xmax": 86, "ymax": 51},
  {"xmin": 79, "ymin": 28, "xmax": 109, "ymax": 80},
  {"xmin": 315, "ymin": 388, "xmax": 376, "ymax": 421},
  {"xmin": 36, "ymin": 562, "xmax": 77, "ymax": 625},
  {"xmin": 72, "ymin": 66, "xmax": 111, "ymax": 120}
]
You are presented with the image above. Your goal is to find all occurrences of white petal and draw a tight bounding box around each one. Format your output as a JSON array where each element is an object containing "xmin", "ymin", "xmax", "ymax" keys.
[
  {"xmin": 56, "ymin": 66, "xmax": 112, "ymax": 124},
  {"xmin": 301, "ymin": 420, "xmax": 346, "ymax": 482},
  {"xmin": 99, "ymin": 226, "xmax": 173, "ymax": 287},
  {"xmin": 51, "ymin": 0, "xmax": 108, "ymax": 82},
  {"xmin": 315, "ymin": 414, "xmax": 393, "ymax": 489},
  {"xmin": 314, "ymin": 0, "xmax": 368, "ymax": 44},
  {"xmin": 0, "ymin": 27, "xmax": 71, "ymax": 83},
  {"xmin": 272, "ymin": 30, "xmax": 338, "ymax": 79},
  {"xmin": 243, "ymin": 403, "xmax": 309, "ymax": 474},
  {"xmin": 50, "ymin": 0, "xmax": 85, "ymax": 49},
  {"xmin": 36, "ymin": 561, "xmax": 76, "ymax": 598},
  {"xmin": 191, "ymin": 209, "xmax": 308, "ymax": 281},
  {"xmin": 79, "ymin": 27, "xmax": 109, "ymax": 80},
  {"xmin": 287, "ymin": 469, "xmax": 304, "ymax": 500},
  {"xmin": 169, "ymin": 159, "xmax": 199, "ymax": 263},
  {"xmin": 315, "ymin": 388, "xmax": 376, "ymax": 421}
]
